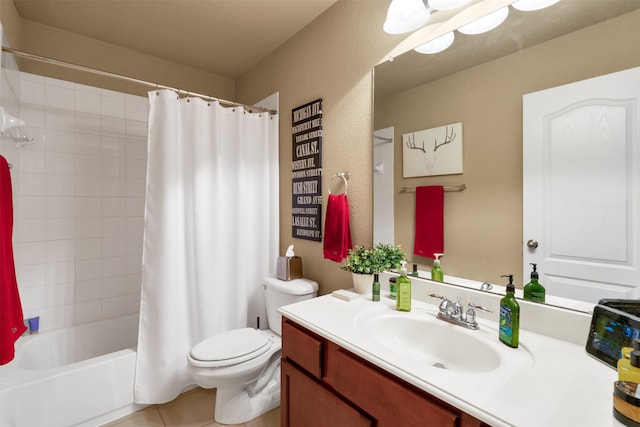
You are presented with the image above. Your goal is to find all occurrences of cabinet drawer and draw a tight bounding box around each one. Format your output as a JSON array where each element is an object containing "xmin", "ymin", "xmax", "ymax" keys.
[
  {"xmin": 282, "ymin": 360, "xmax": 373, "ymax": 427},
  {"xmin": 325, "ymin": 343, "xmax": 459, "ymax": 427},
  {"xmin": 282, "ymin": 319, "xmax": 324, "ymax": 379}
]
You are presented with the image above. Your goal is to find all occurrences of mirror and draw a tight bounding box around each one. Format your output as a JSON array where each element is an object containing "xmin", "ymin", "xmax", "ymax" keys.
[{"xmin": 373, "ymin": 0, "xmax": 640, "ymax": 310}]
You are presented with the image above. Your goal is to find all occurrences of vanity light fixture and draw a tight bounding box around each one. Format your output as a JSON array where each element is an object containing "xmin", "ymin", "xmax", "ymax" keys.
[
  {"xmin": 511, "ymin": 0, "xmax": 560, "ymax": 11},
  {"xmin": 428, "ymin": 0, "xmax": 472, "ymax": 11},
  {"xmin": 383, "ymin": 0, "xmax": 431, "ymax": 34},
  {"xmin": 414, "ymin": 31, "xmax": 455, "ymax": 54},
  {"xmin": 457, "ymin": 6, "xmax": 509, "ymax": 35}
]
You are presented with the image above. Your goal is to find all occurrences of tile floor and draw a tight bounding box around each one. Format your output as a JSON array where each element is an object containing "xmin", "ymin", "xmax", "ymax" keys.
[{"xmin": 102, "ymin": 388, "xmax": 280, "ymax": 427}]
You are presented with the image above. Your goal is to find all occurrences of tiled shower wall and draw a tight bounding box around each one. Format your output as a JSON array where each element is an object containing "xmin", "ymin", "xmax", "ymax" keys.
[{"xmin": 5, "ymin": 71, "xmax": 148, "ymax": 331}]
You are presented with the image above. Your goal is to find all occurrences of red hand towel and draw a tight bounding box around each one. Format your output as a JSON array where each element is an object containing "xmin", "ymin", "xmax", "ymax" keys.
[
  {"xmin": 323, "ymin": 193, "xmax": 353, "ymax": 262},
  {"xmin": 413, "ymin": 186, "xmax": 444, "ymax": 259},
  {"xmin": 0, "ymin": 155, "xmax": 27, "ymax": 365}
]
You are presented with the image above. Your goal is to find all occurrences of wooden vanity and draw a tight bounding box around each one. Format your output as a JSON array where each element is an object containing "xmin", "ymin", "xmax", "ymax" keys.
[{"xmin": 281, "ymin": 318, "xmax": 489, "ymax": 427}]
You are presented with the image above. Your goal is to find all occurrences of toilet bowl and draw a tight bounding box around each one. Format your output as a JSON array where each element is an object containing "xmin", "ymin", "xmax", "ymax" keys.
[{"xmin": 187, "ymin": 274, "xmax": 318, "ymax": 425}]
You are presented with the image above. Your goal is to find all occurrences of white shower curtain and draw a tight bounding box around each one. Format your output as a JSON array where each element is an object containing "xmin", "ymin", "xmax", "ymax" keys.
[{"xmin": 134, "ymin": 90, "xmax": 279, "ymax": 403}]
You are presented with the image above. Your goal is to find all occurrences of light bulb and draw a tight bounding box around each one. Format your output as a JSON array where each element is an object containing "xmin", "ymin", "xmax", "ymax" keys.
[
  {"xmin": 511, "ymin": 0, "xmax": 560, "ymax": 12},
  {"xmin": 383, "ymin": 0, "xmax": 431, "ymax": 34},
  {"xmin": 414, "ymin": 32, "xmax": 455, "ymax": 54},
  {"xmin": 428, "ymin": 0, "xmax": 472, "ymax": 11},
  {"xmin": 457, "ymin": 6, "xmax": 509, "ymax": 35}
]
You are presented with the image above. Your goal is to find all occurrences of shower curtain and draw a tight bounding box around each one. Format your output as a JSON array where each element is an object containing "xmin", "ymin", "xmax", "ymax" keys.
[{"xmin": 134, "ymin": 90, "xmax": 279, "ymax": 403}]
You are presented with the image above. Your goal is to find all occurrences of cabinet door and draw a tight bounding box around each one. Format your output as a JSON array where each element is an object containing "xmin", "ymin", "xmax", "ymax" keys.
[
  {"xmin": 325, "ymin": 344, "xmax": 459, "ymax": 427},
  {"xmin": 281, "ymin": 360, "xmax": 373, "ymax": 427}
]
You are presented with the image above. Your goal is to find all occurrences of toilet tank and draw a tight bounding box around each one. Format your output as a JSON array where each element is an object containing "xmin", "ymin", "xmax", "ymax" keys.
[{"xmin": 263, "ymin": 274, "xmax": 318, "ymax": 335}]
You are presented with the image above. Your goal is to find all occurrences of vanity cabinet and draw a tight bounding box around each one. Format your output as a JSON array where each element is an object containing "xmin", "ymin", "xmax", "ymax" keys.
[{"xmin": 281, "ymin": 318, "xmax": 490, "ymax": 427}]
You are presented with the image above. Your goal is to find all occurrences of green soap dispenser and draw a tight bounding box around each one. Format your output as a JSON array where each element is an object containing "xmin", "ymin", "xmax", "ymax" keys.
[
  {"xmin": 396, "ymin": 261, "xmax": 412, "ymax": 312},
  {"xmin": 499, "ymin": 274, "xmax": 520, "ymax": 348},
  {"xmin": 523, "ymin": 263, "xmax": 545, "ymax": 303},
  {"xmin": 431, "ymin": 253, "xmax": 444, "ymax": 282}
]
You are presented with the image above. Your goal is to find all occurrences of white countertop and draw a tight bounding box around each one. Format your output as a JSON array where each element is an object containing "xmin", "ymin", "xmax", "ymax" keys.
[{"xmin": 279, "ymin": 290, "xmax": 622, "ymax": 427}]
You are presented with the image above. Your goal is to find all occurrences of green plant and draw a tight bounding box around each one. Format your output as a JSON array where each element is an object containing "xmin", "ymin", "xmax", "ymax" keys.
[
  {"xmin": 374, "ymin": 243, "xmax": 407, "ymax": 271},
  {"xmin": 341, "ymin": 244, "xmax": 407, "ymax": 274}
]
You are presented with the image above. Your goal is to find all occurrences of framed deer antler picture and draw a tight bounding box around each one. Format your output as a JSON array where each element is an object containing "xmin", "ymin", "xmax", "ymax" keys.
[{"xmin": 402, "ymin": 122, "xmax": 463, "ymax": 178}]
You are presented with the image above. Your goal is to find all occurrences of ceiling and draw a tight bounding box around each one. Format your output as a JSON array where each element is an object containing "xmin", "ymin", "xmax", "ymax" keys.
[{"xmin": 12, "ymin": 0, "xmax": 339, "ymax": 79}]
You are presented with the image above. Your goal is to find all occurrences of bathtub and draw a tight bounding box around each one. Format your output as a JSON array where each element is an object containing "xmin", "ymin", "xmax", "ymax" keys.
[{"xmin": 0, "ymin": 313, "xmax": 144, "ymax": 427}]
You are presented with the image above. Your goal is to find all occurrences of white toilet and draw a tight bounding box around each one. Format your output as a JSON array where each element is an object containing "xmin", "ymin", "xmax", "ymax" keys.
[{"xmin": 187, "ymin": 274, "xmax": 318, "ymax": 425}]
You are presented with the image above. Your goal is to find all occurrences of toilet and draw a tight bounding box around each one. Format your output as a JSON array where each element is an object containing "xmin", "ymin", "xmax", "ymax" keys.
[{"xmin": 187, "ymin": 274, "xmax": 318, "ymax": 425}]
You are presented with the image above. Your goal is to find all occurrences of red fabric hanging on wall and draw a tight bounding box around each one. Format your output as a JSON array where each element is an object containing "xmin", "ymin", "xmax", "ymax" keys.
[{"xmin": 0, "ymin": 155, "xmax": 27, "ymax": 365}]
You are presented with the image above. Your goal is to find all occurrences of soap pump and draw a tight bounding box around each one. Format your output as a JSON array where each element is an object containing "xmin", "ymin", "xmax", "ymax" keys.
[
  {"xmin": 499, "ymin": 274, "xmax": 520, "ymax": 348},
  {"xmin": 431, "ymin": 253, "xmax": 444, "ymax": 282},
  {"xmin": 618, "ymin": 338, "xmax": 640, "ymax": 383},
  {"xmin": 396, "ymin": 260, "xmax": 411, "ymax": 312},
  {"xmin": 523, "ymin": 263, "xmax": 545, "ymax": 303}
]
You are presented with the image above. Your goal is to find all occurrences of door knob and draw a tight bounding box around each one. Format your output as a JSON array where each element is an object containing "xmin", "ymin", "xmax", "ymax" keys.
[{"xmin": 527, "ymin": 239, "xmax": 538, "ymax": 249}]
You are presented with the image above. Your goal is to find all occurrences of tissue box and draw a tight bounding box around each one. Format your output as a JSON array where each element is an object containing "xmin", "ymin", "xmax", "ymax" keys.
[{"xmin": 277, "ymin": 256, "xmax": 303, "ymax": 281}]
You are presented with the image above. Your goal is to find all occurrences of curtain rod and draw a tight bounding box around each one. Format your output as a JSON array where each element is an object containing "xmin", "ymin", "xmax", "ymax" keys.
[{"xmin": 2, "ymin": 47, "xmax": 276, "ymax": 114}]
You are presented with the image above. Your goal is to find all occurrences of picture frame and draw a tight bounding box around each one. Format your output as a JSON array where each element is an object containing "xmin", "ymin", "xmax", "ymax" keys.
[{"xmin": 402, "ymin": 122, "xmax": 463, "ymax": 178}]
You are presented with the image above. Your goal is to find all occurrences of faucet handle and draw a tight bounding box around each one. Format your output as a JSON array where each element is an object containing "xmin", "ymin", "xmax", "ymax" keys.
[{"xmin": 468, "ymin": 303, "xmax": 492, "ymax": 313}]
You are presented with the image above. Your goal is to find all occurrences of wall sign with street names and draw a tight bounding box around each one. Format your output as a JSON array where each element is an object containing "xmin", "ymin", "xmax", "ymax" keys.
[{"xmin": 291, "ymin": 99, "xmax": 322, "ymax": 241}]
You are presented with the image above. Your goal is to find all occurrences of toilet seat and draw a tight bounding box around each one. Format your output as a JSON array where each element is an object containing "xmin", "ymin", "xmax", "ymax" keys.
[{"xmin": 189, "ymin": 328, "xmax": 271, "ymax": 368}]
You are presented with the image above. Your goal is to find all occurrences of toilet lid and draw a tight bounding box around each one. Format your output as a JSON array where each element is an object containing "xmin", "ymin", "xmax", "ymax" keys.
[{"xmin": 190, "ymin": 328, "xmax": 271, "ymax": 368}]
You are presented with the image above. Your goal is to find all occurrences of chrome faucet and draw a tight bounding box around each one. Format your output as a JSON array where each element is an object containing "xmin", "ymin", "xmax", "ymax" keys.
[{"xmin": 429, "ymin": 294, "xmax": 492, "ymax": 330}]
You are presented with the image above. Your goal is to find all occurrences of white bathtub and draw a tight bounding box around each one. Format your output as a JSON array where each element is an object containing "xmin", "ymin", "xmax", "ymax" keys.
[{"xmin": 0, "ymin": 313, "xmax": 144, "ymax": 427}]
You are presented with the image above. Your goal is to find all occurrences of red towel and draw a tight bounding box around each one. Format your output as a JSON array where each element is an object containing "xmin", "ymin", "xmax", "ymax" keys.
[
  {"xmin": 0, "ymin": 155, "xmax": 27, "ymax": 365},
  {"xmin": 413, "ymin": 186, "xmax": 444, "ymax": 259},
  {"xmin": 323, "ymin": 193, "xmax": 353, "ymax": 262}
]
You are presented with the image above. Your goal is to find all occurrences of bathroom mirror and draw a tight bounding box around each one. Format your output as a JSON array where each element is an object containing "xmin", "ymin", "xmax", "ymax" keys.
[{"xmin": 373, "ymin": 0, "xmax": 640, "ymax": 311}]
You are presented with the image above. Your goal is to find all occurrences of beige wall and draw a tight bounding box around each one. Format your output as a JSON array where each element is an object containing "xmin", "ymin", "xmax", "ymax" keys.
[
  {"xmin": 8, "ymin": 19, "xmax": 235, "ymax": 100},
  {"xmin": 374, "ymin": 10, "xmax": 640, "ymax": 287},
  {"xmin": 238, "ymin": 1, "xmax": 401, "ymax": 294}
]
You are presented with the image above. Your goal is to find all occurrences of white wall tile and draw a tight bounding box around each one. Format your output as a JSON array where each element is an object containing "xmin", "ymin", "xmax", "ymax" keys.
[
  {"xmin": 76, "ymin": 279, "xmax": 102, "ymax": 302},
  {"xmin": 102, "ymin": 295, "xmax": 126, "ymax": 319},
  {"xmin": 75, "ymin": 133, "xmax": 101, "ymax": 155},
  {"xmin": 75, "ymin": 176, "xmax": 102, "ymax": 197},
  {"xmin": 18, "ymin": 172, "xmax": 45, "ymax": 196},
  {"xmin": 102, "ymin": 256, "xmax": 126, "ymax": 278},
  {"xmin": 102, "ymin": 197, "xmax": 126, "ymax": 217},
  {"xmin": 46, "ymin": 239, "xmax": 75, "ymax": 263},
  {"xmin": 15, "ymin": 71, "xmax": 147, "ymax": 331},
  {"xmin": 19, "ymin": 241, "xmax": 46, "ymax": 264},
  {"xmin": 45, "ymin": 129, "xmax": 75, "ymax": 153},
  {"xmin": 102, "ymin": 237, "xmax": 126, "ymax": 257},
  {"xmin": 125, "ymin": 94, "xmax": 148, "ymax": 121},
  {"xmin": 75, "ymin": 238, "xmax": 102, "ymax": 260},
  {"xmin": 18, "ymin": 218, "xmax": 46, "ymax": 242},
  {"xmin": 76, "ymin": 299, "xmax": 102, "ymax": 324},
  {"xmin": 75, "ymin": 112, "xmax": 101, "ymax": 134},
  {"xmin": 45, "ymin": 84, "xmax": 74, "ymax": 110},
  {"xmin": 17, "ymin": 263, "xmax": 46, "ymax": 288},
  {"xmin": 102, "ymin": 276, "xmax": 126, "ymax": 298},
  {"xmin": 47, "ymin": 283, "xmax": 75, "ymax": 307},
  {"xmin": 19, "ymin": 196, "xmax": 46, "ymax": 218},
  {"xmin": 75, "ymin": 197, "xmax": 101, "ymax": 218},
  {"xmin": 46, "ymin": 152, "xmax": 75, "ymax": 175},
  {"xmin": 46, "ymin": 261, "xmax": 75, "ymax": 285},
  {"xmin": 46, "ymin": 196, "xmax": 75, "ymax": 218},
  {"xmin": 45, "ymin": 174, "xmax": 75, "ymax": 196},
  {"xmin": 75, "ymin": 154, "xmax": 102, "ymax": 176},
  {"xmin": 76, "ymin": 217, "xmax": 102, "ymax": 239},
  {"xmin": 75, "ymin": 88, "xmax": 100, "ymax": 114},
  {"xmin": 46, "ymin": 218, "xmax": 75, "ymax": 240},
  {"xmin": 101, "ymin": 90, "xmax": 126, "ymax": 118},
  {"xmin": 76, "ymin": 258, "xmax": 102, "ymax": 281}
]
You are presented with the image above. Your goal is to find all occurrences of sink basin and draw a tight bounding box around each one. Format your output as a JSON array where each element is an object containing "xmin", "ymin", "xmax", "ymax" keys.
[{"xmin": 354, "ymin": 306, "xmax": 533, "ymax": 374}]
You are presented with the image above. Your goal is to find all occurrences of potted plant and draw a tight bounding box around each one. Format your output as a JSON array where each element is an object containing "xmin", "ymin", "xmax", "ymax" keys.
[{"xmin": 342, "ymin": 244, "xmax": 406, "ymax": 293}]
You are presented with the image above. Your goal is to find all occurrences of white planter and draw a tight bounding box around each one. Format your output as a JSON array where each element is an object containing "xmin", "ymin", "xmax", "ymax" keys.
[{"xmin": 352, "ymin": 273, "xmax": 374, "ymax": 294}]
